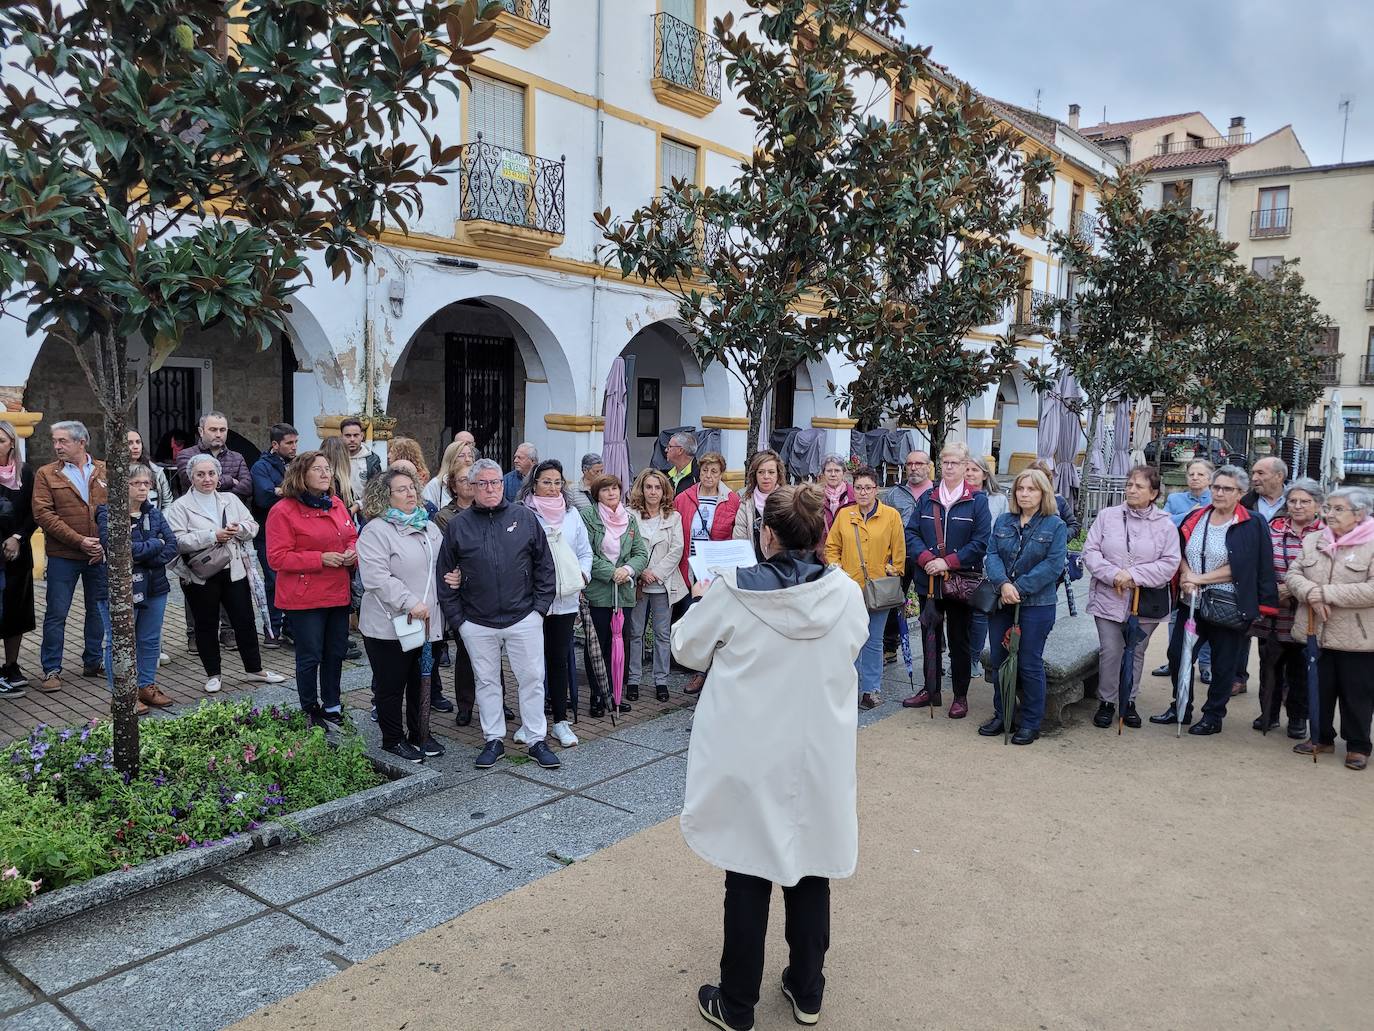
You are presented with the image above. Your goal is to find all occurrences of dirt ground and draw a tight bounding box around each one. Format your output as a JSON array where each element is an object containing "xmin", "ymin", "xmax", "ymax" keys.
[{"xmin": 233, "ymin": 632, "xmax": 1372, "ymax": 1031}]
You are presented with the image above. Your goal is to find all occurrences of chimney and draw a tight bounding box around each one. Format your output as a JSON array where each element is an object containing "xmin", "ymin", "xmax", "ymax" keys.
[
  {"xmin": 1067, "ymin": 103, "xmax": 1081, "ymax": 130},
  {"xmin": 1228, "ymin": 116, "xmax": 1246, "ymax": 144}
]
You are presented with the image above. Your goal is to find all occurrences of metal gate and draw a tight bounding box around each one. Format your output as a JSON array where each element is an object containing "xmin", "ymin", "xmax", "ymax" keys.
[
  {"xmin": 147, "ymin": 364, "xmax": 202, "ymax": 462},
  {"xmin": 445, "ymin": 332, "xmax": 516, "ymax": 467}
]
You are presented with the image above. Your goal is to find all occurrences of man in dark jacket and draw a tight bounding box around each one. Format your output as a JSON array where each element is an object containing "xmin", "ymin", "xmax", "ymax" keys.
[
  {"xmin": 175, "ymin": 411, "xmax": 252, "ymax": 500},
  {"xmin": 250, "ymin": 423, "xmax": 297, "ymax": 647},
  {"xmin": 438, "ymin": 459, "xmax": 558, "ymax": 771}
]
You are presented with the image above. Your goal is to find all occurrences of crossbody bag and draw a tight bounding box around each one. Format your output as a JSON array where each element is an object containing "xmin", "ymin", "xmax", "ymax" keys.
[
  {"xmin": 853, "ymin": 521, "xmax": 904, "ymax": 611},
  {"xmin": 1122, "ymin": 511, "xmax": 1173, "ymax": 620},
  {"xmin": 934, "ymin": 500, "xmax": 997, "ymax": 613},
  {"xmin": 1195, "ymin": 516, "xmax": 1249, "ymax": 629},
  {"xmin": 186, "ymin": 506, "xmax": 233, "ymax": 580}
]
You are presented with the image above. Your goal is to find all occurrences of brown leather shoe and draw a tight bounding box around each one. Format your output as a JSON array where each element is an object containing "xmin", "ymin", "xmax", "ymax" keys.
[
  {"xmin": 136, "ymin": 700, "xmax": 149, "ymax": 716},
  {"xmin": 1293, "ymin": 740, "xmax": 1335, "ymax": 756},
  {"xmin": 1346, "ymin": 753, "xmax": 1368, "ymax": 771},
  {"xmin": 1230, "ymin": 680, "xmax": 1247, "ymax": 696},
  {"xmin": 684, "ymin": 674, "xmax": 706, "ymax": 695},
  {"xmin": 139, "ymin": 685, "xmax": 174, "ymax": 708},
  {"xmin": 40, "ymin": 673, "xmax": 61, "ymax": 693}
]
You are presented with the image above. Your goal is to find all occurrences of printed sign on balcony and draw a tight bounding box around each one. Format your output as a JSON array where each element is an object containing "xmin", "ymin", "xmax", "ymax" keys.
[{"xmin": 499, "ymin": 150, "xmax": 532, "ymax": 185}]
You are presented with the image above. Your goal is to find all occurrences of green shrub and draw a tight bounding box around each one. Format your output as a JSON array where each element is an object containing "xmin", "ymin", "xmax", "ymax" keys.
[{"xmin": 0, "ymin": 701, "xmax": 383, "ymax": 908}]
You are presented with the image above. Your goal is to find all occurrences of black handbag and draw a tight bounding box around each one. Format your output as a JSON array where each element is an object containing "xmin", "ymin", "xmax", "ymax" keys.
[
  {"xmin": 1194, "ymin": 517, "xmax": 1250, "ymax": 630},
  {"xmin": 1121, "ymin": 512, "xmax": 1173, "ymax": 620},
  {"xmin": 932, "ymin": 500, "xmax": 996, "ymax": 613}
]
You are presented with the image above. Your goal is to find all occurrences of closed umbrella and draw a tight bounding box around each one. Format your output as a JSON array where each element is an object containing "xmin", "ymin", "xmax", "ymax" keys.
[
  {"xmin": 1320, "ymin": 390, "xmax": 1345, "ymax": 493},
  {"xmin": 609, "ymin": 606, "xmax": 626, "ymax": 726},
  {"xmin": 578, "ymin": 595, "xmax": 607, "ymax": 720},
  {"xmin": 997, "ymin": 605, "xmax": 1022, "ymax": 744},
  {"xmin": 1304, "ymin": 610, "xmax": 1321, "ymax": 764},
  {"xmin": 1117, "ymin": 589, "xmax": 1149, "ymax": 734},
  {"xmin": 913, "ymin": 572, "xmax": 942, "ymax": 719},
  {"xmin": 602, "ymin": 357, "xmax": 631, "ymax": 491},
  {"xmin": 1174, "ymin": 593, "xmax": 1200, "ymax": 738},
  {"xmin": 896, "ymin": 588, "xmax": 917, "ymax": 696},
  {"xmin": 1129, "ymin": 396, "xmax": 1154, "ymax": 468},
  {"xmin": 1109, "ymin": 400, "xmax": 1132, "ymax": 477}
]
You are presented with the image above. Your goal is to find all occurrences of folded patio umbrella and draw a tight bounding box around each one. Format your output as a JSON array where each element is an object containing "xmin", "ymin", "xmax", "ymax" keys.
[{"xmin": 997, "ymin": 605, "xmax": 1022, "ymax": 744}]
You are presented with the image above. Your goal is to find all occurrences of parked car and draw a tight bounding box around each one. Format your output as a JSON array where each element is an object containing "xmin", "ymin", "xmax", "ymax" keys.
[
  {"xmin": 1143, "ymin": 434, "xmax": 1248, "ymax": 469},
  {"xmin": 1343, "ymin": 448, "xmax": 1374, "ymax": 475}
]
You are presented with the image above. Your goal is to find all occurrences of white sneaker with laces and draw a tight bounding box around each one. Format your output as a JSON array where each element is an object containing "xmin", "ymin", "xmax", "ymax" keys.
[
  {"xmin": 245, "ymin": 670, "xmax": 286, "ymax": 684},
  {"xmin": 513, "ymin": 725, "xmax": 531, "ymax": 745},
  {"xmin": 551, "ymin": 721, "xmax": 578, "ymax": 748},
  {"xmin": 159, "ymin": 652, "xmax": 170, "ymax": 666},
  {"xmin": 204, "ymin": 676, "xmax": 222, "ymax": 694}
]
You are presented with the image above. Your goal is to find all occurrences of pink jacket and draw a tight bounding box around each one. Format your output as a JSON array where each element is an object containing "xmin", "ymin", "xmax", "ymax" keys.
[{"xmin": 1082, "ymin": 502, "xmax": 1181, "ymax": 623}]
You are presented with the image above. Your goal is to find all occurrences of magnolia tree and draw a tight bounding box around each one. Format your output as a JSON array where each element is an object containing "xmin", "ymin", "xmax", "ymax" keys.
[
  {"xmin": 0, "ymin": 0, "xmax": 499, "ymax": 774},
  {"xmin": 597, "ymin": 0, "xmax": 924, "ymax": 456},
  {"xmin": 832, "ymin": 85, "xmax": 1054, "ymax": 448}
]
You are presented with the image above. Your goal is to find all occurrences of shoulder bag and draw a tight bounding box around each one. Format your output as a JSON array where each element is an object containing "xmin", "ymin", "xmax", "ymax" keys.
[
  {"xmin": 186, "ymin": 505, "xmax": 233, "ymax": 580},
  {"xmin": 853, "ymin": 521, "xmax": 904, "ymax": 611},
  {"xmin": 1122, "ymin": 511, "xmax": 1173, "ymax": 620},
  {"xmin": 391, "ymin": 532, "xmax": 433, "ymax": 652},
  {"xmin": 1194, "ymin": 517, "xmax": 1249, "ymax": 629},
  {"xmin": 934, "ymin": 501, "xmax": 997, "ymax": 613}
]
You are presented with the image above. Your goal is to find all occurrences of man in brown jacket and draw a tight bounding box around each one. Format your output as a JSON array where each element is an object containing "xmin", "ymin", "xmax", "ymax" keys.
[{"xmin": 32, "ymin": 420, "xmax": 108, "ymax": 693}]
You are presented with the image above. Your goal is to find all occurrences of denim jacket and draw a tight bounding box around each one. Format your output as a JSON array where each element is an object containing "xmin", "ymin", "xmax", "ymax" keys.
[{"xmin": 984, "ymin": 512, "xmax": 1069, "ymax": 607}]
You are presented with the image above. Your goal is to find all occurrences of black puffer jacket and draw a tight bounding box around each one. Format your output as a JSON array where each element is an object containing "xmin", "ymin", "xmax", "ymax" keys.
[{"xmin": 437, "ymin": 498, "xmax": 554, "ymax": 630}]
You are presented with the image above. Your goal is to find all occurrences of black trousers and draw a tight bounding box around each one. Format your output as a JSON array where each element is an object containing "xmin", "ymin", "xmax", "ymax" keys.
[
  {"xmin": 1167, "ymin": 612, "xmax": 1248, "ymax": 722},
  {"xmin": 542, "ymin": 612, "xmax": 576, "ymax": 723},
  {"xmin": 719, "ymin": 871, "xmax": 830, "ymax": 1026},
  {"xmin": 918, "ymin": 596, "xmax": 974, "ymax": 698},
  {"xmin": 183, "ymin": 571, "xmax": 262, "ymax": 678},
  {"xmin": 363, "ymin": 636, "xmax": 428, "ymax": 748},
  {"xmin": 1315, "ymin": 648, "xmax": 1374, "ymax": 755},
  {"xmin": 1257, "ymin": 636, "xmax": 1308, "ymax": 722},
  {"xmin": 450, "ymin": 631, "xmax": 476, "ymax": 711}
]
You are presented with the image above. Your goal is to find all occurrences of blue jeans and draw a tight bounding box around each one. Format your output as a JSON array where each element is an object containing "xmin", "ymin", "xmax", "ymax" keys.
[
  {"xmin": 855, "ymin": 608, "xmax": 888, "ymax": 697},
  {"xmin": 96, "ymin": 592, "xmax": 169, "ymax": 691},
  {"xmin": 290, "ymin": 605, "xmax": 350, "ymax": 712},
  {"xmin": 988, "ymin": 603, "xmax": 1057, "ymax": 731},
  {"xmin": 41, "ymin": 555, "xmax": 106, "ymax": 674}
]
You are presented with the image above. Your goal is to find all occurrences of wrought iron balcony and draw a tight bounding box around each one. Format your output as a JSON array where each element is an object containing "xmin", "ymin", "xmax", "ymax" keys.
[
  {"xmin": 493, "ymin": 0, "xmax": 550, "ymax": 46},
  {"xmin": 1071, "ymin": 209, "xmax": 1094, "ymax": 245},
  {"xmin": 1154, "ymin": 133, "xmax": 1251, "ymax": 155},
  {"xmin": 1250, "ymin": 207, "xmax": 1292, "ymax": 239},
  {"xmin": 1361, "ymin": 354, "xmax": 1374, "ymax": 386},
  {"xmin": 651, "ymin": 13, "xmax": 722, "ymax": 117},
  {"xmin": 1010, "ymin": 288, "xmax": 1053, "ymax": 335},
  {"xmin": 663, "ymin": 201, "xmax": 725, "ymax": 268},
  {"xmin": 1366, "ymin": 278, "xmax": 1374, "ymax": 309},
  {"xmin": 1316, "ymin": 352, "xmax": 1342, "ymax": 387},
  {"xmin": 457, "ymin": 137, "xmax": 565, "ymax": 256}
]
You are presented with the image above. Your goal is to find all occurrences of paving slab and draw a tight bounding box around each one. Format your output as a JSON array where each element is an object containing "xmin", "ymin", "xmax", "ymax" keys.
[
  {"xmin": 0, "ymin": 967, "xmax": 36, "ymax": 1014},
  {"xmin": 288, "ymin": 847, "xmax": 532, "ymax": 963},
  {"xmin": 605, "ymin": 707, "xmax": 694, "ymax": 754},
  {"xmin": 219, "ymin": 816, "xmax": 432, "ymax": 905},
  {"xmin": 384, "ymin": 774, "xmax": 560, "ymax": 841},
  {"xmin": 61, "ymin": 913, "xmax": 339, "ymax": 1031},
  {"xmin": 0, "ymin": 1003, "xmax": 81, "ymax": 1030},
  {"xmin": 4, "ymin": 878, "xmax": 265, "ymax": 995},
  {"xmin": 507, "ymin": 737, "xmax": 661, "ymax": 791},
  {"xmin": 458, "ymin": 795, "xmax": 643, "ymax": 873},
  {"xmin": 581, "ymin": 755, "xmax": 688, "ymax": 831}
]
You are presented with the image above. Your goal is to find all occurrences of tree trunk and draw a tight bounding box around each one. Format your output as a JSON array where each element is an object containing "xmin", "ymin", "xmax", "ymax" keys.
[
  {"xmin": 745, "ymin": 385, "xmax": 764, "ymax": 468},
  {"xmin": 1076, "ymin": 398, "xmax": 1102, "ymax": 527}
]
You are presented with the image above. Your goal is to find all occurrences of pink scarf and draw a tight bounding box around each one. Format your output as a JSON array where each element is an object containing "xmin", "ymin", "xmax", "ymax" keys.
[
  {"xmin": 753, "ymin": 488, "xmax": 770, "ymax": 516},
  {"xmin": 938, "ymin": 479, "xmax": 963, "ymax": 510},
  {"xmin": 526, "ymin": 493, "xmax": 566, "ymax": 528},
  {"xmin": 0, "ymin": 456, "xmax": 18, "ymax": 491},
  {"xmin": 1318, "ymin": 517, "xmax": 1374, "ymax": 554},
  {"xmin": 598, "ymin": 502, "xmax": 630, "ymax": 563},
  {"xmin": 824, "ymin": 482, "xmax": 848, "ymax": 515}
]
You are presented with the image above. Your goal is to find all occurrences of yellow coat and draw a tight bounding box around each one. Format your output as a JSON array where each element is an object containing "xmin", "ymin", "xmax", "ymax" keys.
[{"xmin": 824, "ymin": 502, "xmax": 906, "ymax": 586}]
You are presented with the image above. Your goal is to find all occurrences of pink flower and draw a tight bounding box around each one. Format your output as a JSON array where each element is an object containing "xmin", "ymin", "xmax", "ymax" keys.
[{"xmin": 2, "ymin": 867, "xmax": 18, "ymax": 879}]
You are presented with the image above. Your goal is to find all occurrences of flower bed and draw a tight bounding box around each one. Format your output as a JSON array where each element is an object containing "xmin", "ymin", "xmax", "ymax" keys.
[{"xmin": 1, "ymin": 701, "xmax": 383, "ymax": 911}]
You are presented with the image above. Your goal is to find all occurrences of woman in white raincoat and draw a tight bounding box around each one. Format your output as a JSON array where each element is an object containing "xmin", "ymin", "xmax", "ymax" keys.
[{"xmin": 672, "ymin": 482, "xmax": 869, "ymax": 1031}]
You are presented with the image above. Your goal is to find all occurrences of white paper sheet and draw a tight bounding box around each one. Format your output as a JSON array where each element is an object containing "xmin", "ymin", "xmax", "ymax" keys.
[{"xmin": 688, "ymin": 539, "xmax": 758, "ymax": 583}]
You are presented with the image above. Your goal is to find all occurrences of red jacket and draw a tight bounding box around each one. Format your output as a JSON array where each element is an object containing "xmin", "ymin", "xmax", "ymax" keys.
[
  {"xmin": 673, "ymin": 485, "xmax": 741, "ymax": 585},
  {"xmin": 265, "ymin": 496, "xmax": 358, "ymax": 610}
]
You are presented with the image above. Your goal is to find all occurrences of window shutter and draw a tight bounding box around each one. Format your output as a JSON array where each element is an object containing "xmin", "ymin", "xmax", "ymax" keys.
[
  {"xmin": 470, "ymin": 74, "xmax": 526, "ymax": 152},
  {"xmin": 660, "ymin": 139, "xmax": 697, "ymax": 189},
  {"xmin": 662, "ymin": 0, "xmax": 695, "ymax": 24}
]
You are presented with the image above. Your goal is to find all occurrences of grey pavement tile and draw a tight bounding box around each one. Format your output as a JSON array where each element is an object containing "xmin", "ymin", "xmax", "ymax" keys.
[
  {"xmin": 5, "ymin": 878, "xmax": 264, "ymax": 995},
  {"xmin": 459, "ymin": 795, "xmax": 642, "ymax": 872},
  {"xmin": 60, "ymin": 913, "xmax": 338, "ymax": 1031},
  {"xmin": 582, "ymin": 755, "xmax": 688, "ymax": 830},
  {"xmin": 384, "ymin": 773, "xmax": 560, "ymax": 840},
  {"xmin": 220, "ymin": 815, "xmax": 431, "ymax": 905},
  {"xmin": 0, "ymin": 968, "xmax": 36, "ymax": 1015},
  {"xmin": 288, "ymin": 847, "xmax": 532, "ymax": 963},
  {"xmin": 0, "ymin": 1003, "xmax": 81, "ymax": 1031},
  {"xmin": 510, "ymin": 736, "xmax": 661, "ymax": 791},
  {"xmin": 606, "ymin": 707, "xmax": 695, "ymax": 754}
]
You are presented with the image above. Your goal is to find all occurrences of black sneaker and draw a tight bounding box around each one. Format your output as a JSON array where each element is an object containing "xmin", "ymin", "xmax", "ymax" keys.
[
  {"xmin": 321, "ymin": 709, "xmax": 347, "ymax": 729},
  {"xmin": 344, "ymin": 641, "xmax": 362, "ymax": 660},
  {"xmin": 262, "ymin": 635, "xmax": 282, "ymax": 650},
  {"xmin": 474, "ymin": 739, "xmax": 505, "ymax": 769},
  {"xmin": 81, "ymin": 663, "xmax": 105, "ymax": 678},
  {"xmin": 781, "ymin": 968, "xmax": 820, "ymax": 1026},
  {"xmin": 697, "ymin": 985, "xmax": 752, "ymax": 1031},
  {"xmin": 1, "ymin": 664, "xmax": 29, "ymax": 689},
  {"xmin": 626, "ymin": 685, "xmax": 640, "ymax": 702},
  {"xmin": 0, "ymin": 676, "xmax": 26, "ymax": 699},
  {"xmin": 383, "ymin": 741, "xmax": 425, "ymax": 763},
  {"xmin": 528, "ymin": 740, "xmax": 561, "ymax": 769},
  {"xmin": 1150, "ymin": 663, "xmax": 1170, "ymax": 677},
  {"xmin": 455, "ymin": 706, "xmax": 472, "ymax": 727},
  {"xmin": 369, "ymin": 706, "xmax": 378, "ymax": 723},
  {"xmin": 1122, "ymin": 702, "xmax": 1142, "ymax": 729},
  {"xmin": 1092, "ymin": 701, "xmax": 1116, "ymax": 728},
  {"xmin": 430, "ymin": 695, "xmax": 455, "ymax": 714},
  {"xmin": 656, "ymin": 686, "xmax": 670, "ymax": 702},
  {"xmin": 435, "ymin": 643, "xmax": 451, "ymax": 667},
  {"xmin": 306, "ymin": 706, "xmax": 329, "ymax": 731},
  {"xmin": 414, "ymin": 736, "xmax": 446, "ymax": 757}
]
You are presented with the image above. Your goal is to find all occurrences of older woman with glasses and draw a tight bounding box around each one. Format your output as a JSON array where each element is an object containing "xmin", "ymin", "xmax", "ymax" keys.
[
  {"xmin": 1250, "ymin": 478, "xmax": 1324, "ymax": 738},
  {"xmin": 1151, "ymin": 465, "xmax": 1279, "ymax": 736},
  {"xmin": 1287, "ymin": 487, "xmax": 1374, "ymax": 771}
]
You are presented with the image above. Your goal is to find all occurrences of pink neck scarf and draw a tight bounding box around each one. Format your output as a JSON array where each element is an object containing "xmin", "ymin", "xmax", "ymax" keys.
[
  {"xmin": 0, "ymin": 456, "xmax": 19, "ymax": 491},
  {"xmin": 824, "ymin": 482, "xmax": 848, "ymax": 514},
  {"xmin": 598, "ymin": 502, "xmax": 630, "ymax": 563},
  {"xmin": 526, "ymin": 493, "xmax": 566, "ymax": 528},
  {"xmin": 938, "ymin": 480, "xmax": 963, "ymax": 510},
  {"xmin": 753, "ymin": 488, "xmax": 771, "ymax": 516},
  {"xmin": 1319, "ymin": 517, "xmax": 1374, "ymax": 554}
]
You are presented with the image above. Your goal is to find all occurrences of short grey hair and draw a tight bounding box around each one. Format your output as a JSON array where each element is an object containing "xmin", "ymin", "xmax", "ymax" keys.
[
  {"xmin": 669, "ymin": 432, "xmax": 698, "ymax": 457},
  {"xmin": 1187, "ymin": 458, "xmax": 1216, "ymax": 473},
  {"xmin": 1327, "ymin": 486, "xmax": 1373, "ymax": 518},
  {"xmin": 467, "ymin": 458, "xmax": 502, "ymax": 482},
  {"xmin": 1256, "ymin": 455, "xmax": 1288, "ymax": 479},
  {"xmin": 198, "ymin": 411, "xmax": 228, "ymax": 429},
  {"xmin": 1213, "ymin": 464, "xmax": 1249, "ymax": 492},
  {"xmin": 821, "ymin": 453, "xmax": 848, "ymax": 471},
  {"xmin": 581, "ymin": 452, "xmax": 603, "ymax": 473},
  {"xmin": 187, "ymin": 452, "xmax": 222, "ymax": 477},
  {"xmin": 515, "ymin": 442, "xmax": 538, "ymax": 461},
  {"xmin": 127, "ymin": 462, "xmax": 155, "ymax": 484},
  {"xmin": 51, "ymin": 420, "xmax": 89, "ymax": 444},
  {"xmin": 1285, "ymin": 478, "xmax": 1323, "ymax": 507}
]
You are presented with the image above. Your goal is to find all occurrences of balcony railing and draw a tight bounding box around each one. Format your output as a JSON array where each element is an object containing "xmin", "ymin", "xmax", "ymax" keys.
[
  {"xmin": 458, "ymin": 138, "xmax": 565, "ymax": 248},
  {"xmin": 500, "ymin": 0, "xmax": 549, "ymax": 25},
  {"xmin": 1366, "ymin": 279, "xmax": 1374, "ymax": 309},
  {"xmin": 1316, "ymin": 353, "xmax": 1342, "ymax": 387},
  {"xmin": 1361, "ymin": 354, "xmax": 1374, "ymax": 386},
  {"xmin": 1154, "ymin": 133, "xmax": 1251, "ymax": 155},
  {"xmin": 1010, "ymin": 288, "xmax": 1053, "ymax": 335},
  {"xmin": 1071, "ymin": 209, "xmax": 1094, "ymax": 245},
  {"xmin": 663, "ymin": 202, "xmax": 725, "ymax": 267},
  {"xmin": 652, "ymin": 13, "xmax": 722, "ymax": 109},
  {"xmin": 1250, "ymin": 207, "xmax": 1292, "ymax": 239},
  {"xmin": 492, "ymin": 0, "xmax": 550, "ymax": 45}
]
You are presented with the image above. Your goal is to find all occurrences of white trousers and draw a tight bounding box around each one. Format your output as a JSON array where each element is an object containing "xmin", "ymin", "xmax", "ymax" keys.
[{"xmin": 459, "ymin": 612, "xmax": 548, "ymax": 743}]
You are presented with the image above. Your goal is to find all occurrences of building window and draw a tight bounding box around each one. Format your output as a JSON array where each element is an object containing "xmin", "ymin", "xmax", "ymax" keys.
[
  {"xmin": 1186, "ymin": 133, "xmax": 1204, "ymax": 148},
  {"xmin": 636, "ymin": 378, "xmax": 660, "ymax": 437},
  {"xmin": 1162, "ymin": 180, "xmax": 1193, "ymax": 205},
  {"xmin": 469, "ymin": 74, "xmax": 526, "ymax": 151},
  {"xmin": 1319, "ymin": 326, "xmax": 1340, "ymax": 353},
  {"xmin": 660, "ymin": 137, "xmax": 698, "ymax": 191},
  {"xmin": 1252, "ymin": 256, "xmax": 1284, "ymax": 280},
  {"xmin": 1253, "ymin": 185, "xmax": 1291, "ymax": 236}
]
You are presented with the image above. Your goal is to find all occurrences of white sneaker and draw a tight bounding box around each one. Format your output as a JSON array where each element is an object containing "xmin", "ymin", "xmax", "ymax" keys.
[
  {"xmin": 513, "ymin": 725, "xmax": 531, "ymax": 745},
  {"xmin": 551, "ymin": 721, "xmax": 578, "ymax": 748},
  {"xmin": 245, "ymin": 670, "xmax": 286, "ymax": 684},
  {"xmin": 970, "ymin": 660, "xmax": 983, "ymax": 680},
  {"xmin": 204, "ymin": 676, "xmax": 222, "ymax": 694},
  {"xmin": 158, "ymin": 652, "xmax": 170, "ymax": 666}
]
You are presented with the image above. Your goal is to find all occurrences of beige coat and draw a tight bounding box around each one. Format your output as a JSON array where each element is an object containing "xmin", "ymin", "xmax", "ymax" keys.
[
  {"xmin": 672, "ymin": 565, "xmax": 869, "ymax": 885},
  {"xmin": 356, "ymin": 516, "xmax": 444, "ymax": 643},
  {"xmin": 1287, "ymin": 531, "xmax": 1374, "ymax": 652},
  {"xmin": 165, "ymin": 491, "xmax": 257, "ymax": 585},
  {"xmin": 636, "ymin": 510, "xmax": 688, "ymax": 605}
]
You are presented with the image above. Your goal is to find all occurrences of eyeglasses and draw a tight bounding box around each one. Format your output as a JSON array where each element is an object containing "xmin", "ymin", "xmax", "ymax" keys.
[
  {"xmin": 854, "ymin": 484, "xmax": 877, "ymax": 492},
  {"xmin": 1322, "ymin": 504, "xmax": 1352, "ymax": 515},
  {"xmin": 390, "ymin": 484, "xmax": 418, "ymax": 495},
  {"xmin": 1210, "ymin": 485, "xmax": 1241, "ymax": 494},
  {"xmin": 536, "ymin": 478, "xmax": 563, "ymax": 488},
  {"xmin": 474, "ymin": 479, "xmax": 502, "ymax": 489}
]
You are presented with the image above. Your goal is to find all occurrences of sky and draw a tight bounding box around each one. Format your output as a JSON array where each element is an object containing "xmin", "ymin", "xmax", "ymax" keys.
[{"xmin": 901, "ymin": 0, "xmax": 1374, "ymax": 166}]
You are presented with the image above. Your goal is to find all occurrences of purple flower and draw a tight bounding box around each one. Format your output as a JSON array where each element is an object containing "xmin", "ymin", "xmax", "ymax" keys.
[{"xmin": 59, "ymin": 729, "xmax": 73, "ymax": 743}]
